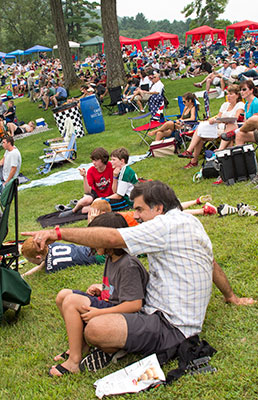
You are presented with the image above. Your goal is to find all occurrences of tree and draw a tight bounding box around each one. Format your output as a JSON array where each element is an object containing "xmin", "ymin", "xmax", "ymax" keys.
[
  {"xmin": 182, "ymin": 0, "xmax": 228, "ymax": 27},
  {"xmin": 101, "ymin": 0, "xmax": 126, "ymax": 88},
  {"xmin": 49, "ymin": 0, "xmax": 79, "ymax": 88},
  {"xmin": 0, "ymin": 0, "xmax": 53, "ymax": 51},
  {"xmin": 62, "ymin": 0, "xmax": 101, "ymax": 42}
]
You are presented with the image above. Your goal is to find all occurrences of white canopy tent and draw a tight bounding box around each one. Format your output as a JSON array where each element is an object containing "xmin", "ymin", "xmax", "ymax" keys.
[{"xmin": 53, "ymin": 41, "xmax": 80, "ymax": 49}]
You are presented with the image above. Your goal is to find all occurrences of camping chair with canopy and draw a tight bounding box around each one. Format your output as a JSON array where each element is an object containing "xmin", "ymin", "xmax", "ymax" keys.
[{"xmin": 0, "ymin": 178, "xmax": 31, "ymax": 322}]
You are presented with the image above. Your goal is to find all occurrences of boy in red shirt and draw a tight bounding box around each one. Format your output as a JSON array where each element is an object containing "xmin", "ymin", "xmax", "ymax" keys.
[{"xmin": 60, "ymin": 147, "xmax": 113, "ymax": 217}]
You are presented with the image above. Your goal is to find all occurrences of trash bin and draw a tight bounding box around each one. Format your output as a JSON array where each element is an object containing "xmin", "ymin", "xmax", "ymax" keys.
[
  {"xmin": 53, "ymin": 102, "xmax": 85, "ymax": 137},
  {"xmin": 80, "ymin": 95, "xmax": 105, "ymax": 134}
]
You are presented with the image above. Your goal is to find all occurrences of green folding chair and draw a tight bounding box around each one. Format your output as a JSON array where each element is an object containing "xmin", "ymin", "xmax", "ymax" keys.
[{"xmin": 0, "ymin": 178, "xmax": 31, "ymax": 322}]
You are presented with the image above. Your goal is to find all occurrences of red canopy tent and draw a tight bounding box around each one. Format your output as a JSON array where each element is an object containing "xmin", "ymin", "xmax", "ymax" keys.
[
  {"xmin": 139, "ymin": 31, "xmax": 180, "ymax": 49},
  {"xmin": 226, "ymin": 20, "xmax": 258, "ymax": 40},
  {"xmin": 185, "ymin": 25, "xmax": 226, "ymax": 46},
  {"xmin": 119, "ymin": 36, "xmax": 142, "ymax": 52}
]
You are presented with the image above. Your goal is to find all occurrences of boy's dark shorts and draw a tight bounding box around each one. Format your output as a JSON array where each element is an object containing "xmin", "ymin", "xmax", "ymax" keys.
[
  {"xmin": 122, "ymin": 311, "xmax": 185, "ymax": 356},
  {"xmin": 72, "ymin": 291, "xmax": 113, "ymax": 309},
  {"xmin": 84, "ymin": 190, "xmax": 98, "ymax": 200}
]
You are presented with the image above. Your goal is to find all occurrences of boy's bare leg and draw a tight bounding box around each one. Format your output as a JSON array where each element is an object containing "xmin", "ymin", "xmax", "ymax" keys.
[{"xmin": 50, "ymin": 294, "xmax": 91, "ymax": 375}]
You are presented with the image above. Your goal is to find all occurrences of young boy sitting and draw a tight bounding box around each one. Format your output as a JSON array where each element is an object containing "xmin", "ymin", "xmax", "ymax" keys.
[
  {"xmin": 59, "ymin": 147, "xmax": 113, "ymax": 218},
  {"xmin": 49, "ymin": 212, "xmax": 149, "ymax": 377},
  {"xmin": 21, "ymin": 200, "xmax": 112, "ymax": 276},
  {"xmin": 103, "ymin": 147, "xmax": 138, "ymax": 211}
]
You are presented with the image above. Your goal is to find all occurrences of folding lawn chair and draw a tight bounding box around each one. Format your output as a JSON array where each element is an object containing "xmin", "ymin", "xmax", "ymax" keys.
[
  {"xmin": 103, "ymin": 86, "xmax": 123, "ymax": 115},
  {"xmin": 165, "ymin": 96, "xmax": 199, "ymax": 150},
  {"xmin": 41, "ymin": 131, "xmax": 77, "ymax": 172},
  {"xmin": 128, "ymin": 112, "xmax": 165, "ymax": 147},
  {"xmin": 0, "ymin": 178, "xmax": 31, "ymax": 322},
  {"xmin": 128, "ymin": 83, "xmax": 150, "ymax": 113}
]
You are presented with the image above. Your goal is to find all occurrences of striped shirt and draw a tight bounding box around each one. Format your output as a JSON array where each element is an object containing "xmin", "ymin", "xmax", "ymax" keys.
[{"xmin": 118, "ymin": 208, "xmax": 213, "ymax": 338}]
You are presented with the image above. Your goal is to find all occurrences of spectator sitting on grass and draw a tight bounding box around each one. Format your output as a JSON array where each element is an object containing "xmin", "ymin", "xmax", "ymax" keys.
[
  {"xmin": 49, "ymin": 212, "xmax": 149, "ymax": 377},
  {"xmin": 101, "ymin": 147, "xmax": 138, "ymax": 211},
  {"xmin": 59, "ymin": 147, "xmax": 113, "ymax": 218},
  {"xmin": 21, "ymin": 199, "xmax": 112, "ymax": 277},
  {"xmin": 7, "ymin": 121, "xmax": 36, "ymax": 136}
]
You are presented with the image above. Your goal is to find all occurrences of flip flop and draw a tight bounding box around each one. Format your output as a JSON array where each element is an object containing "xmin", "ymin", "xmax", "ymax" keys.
[
  {"xmin": 49, "ymin": 363, "xmax": 71, "ymax": 377},
  {"xmin": 53, "ymin": 351, "xmax": 69, "ymax": 362}
]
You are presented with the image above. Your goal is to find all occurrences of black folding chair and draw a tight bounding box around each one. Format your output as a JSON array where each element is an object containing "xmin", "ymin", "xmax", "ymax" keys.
[{"xmin": 103, "ymin": 86, "xmax": 122, "ymax": 114}]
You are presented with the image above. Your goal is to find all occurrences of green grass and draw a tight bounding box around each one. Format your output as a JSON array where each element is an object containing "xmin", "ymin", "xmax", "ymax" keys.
[{"xmin": 0, "ymin": 77, "xmax": 258, "ymax": 400}]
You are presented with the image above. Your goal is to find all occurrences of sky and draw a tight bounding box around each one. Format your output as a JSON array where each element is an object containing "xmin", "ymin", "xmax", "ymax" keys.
[{"xmin": 116, "ymin": 0, "xmax": 258, "ymax": 24}]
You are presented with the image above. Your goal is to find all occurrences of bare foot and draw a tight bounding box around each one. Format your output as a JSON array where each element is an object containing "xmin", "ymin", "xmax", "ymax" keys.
[
  {"xmin": 49, "ymin": 360, "xmax": 80, "ymax": 376},
  {"xmin": 53, "ymin": 350, "xmax": 70, "ymax": 362}
]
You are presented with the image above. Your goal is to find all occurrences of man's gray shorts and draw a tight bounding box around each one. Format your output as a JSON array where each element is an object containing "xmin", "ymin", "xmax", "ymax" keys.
[{"xmin": 122, "ymin": 311, "xmax": 185, "ymax": 356}]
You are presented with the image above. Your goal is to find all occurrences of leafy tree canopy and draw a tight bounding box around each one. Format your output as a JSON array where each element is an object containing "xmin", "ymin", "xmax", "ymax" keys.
[{"xmin": 182, "ymin": 0, "xmax": 229, "ymax": 27}]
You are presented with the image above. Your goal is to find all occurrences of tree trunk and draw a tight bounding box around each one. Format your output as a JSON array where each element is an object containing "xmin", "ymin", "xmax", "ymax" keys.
[
  {"xmin": 101, "ymin": 0, "xmax": 126, "ymax": 88},
  {"xmin": 49, "ymin": 0, "xmax": 79, "ymax": 88}
]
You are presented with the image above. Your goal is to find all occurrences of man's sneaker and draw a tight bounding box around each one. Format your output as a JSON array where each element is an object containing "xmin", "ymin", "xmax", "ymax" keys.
[
  {"xmin": 203, "ymin": 202, "xmax": 217, "ymax": 215},
  {"xmin": 178, "ymin": 150, "xmax": 193, "ymax": 158},
  {"xmin": 79, "ymin": 349, "xmax": 127, "ymax": 373},
  {"xmin": 196, "ymin": 194, "xmax": 212, "ymax": 204},
  {"xmin": 237, "ymin": 204, "xmax": 258, "ymax": 216},
  {"xmin": 217, "ymin": 204, "xmax": 238, "ymax": 217},
  {"xmin": 221, "ymin": 130, "xmax": 236, "ymax": 141}
]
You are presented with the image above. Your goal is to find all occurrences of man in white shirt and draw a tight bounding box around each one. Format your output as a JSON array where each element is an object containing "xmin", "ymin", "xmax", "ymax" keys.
[{"xmin": 0, "ymin": 135, "xmax": 21, "ymax": 187}]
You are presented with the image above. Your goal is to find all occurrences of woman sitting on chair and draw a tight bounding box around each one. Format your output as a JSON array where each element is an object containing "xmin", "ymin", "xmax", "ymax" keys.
[
  {"xmin": 148, "ymin": 92, "xmax": 197, "ymax": 141},
  {"xmin": 178, "ymin": 85, "xmax": 244, "ymax": 169}
]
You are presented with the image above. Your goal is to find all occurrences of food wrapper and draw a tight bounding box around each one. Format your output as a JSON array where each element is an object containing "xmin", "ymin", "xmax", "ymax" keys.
[{"xmin": 94, "ymin": 354, "xmax": 165, "ymax": 399}]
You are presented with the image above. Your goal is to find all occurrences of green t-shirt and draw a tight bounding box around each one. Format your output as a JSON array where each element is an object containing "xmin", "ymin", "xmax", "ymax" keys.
[{"xmin": 117, "ymin": 165, "xmax": 138, "ymax": 206}]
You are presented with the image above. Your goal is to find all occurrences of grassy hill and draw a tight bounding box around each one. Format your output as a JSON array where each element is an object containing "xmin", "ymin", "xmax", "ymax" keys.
[{"xmin": 0, "ymin": 76, "xmax": 257, "ymax": 400}]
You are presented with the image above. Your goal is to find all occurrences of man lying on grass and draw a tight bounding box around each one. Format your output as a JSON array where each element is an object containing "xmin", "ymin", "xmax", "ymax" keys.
[{"xmin": 22, "ymin": 181, "xmax": 255, "ymax": 376}]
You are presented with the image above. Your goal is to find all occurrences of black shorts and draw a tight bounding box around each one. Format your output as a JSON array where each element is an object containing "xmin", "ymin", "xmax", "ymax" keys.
[
  {"xmin": 84, "ymin": 190, "xmax": 98, "ymax": 200},
  {"xmin": 72, "ymin": 291, "xmax": 113, "ymax": 309},
  {"xmin": 122, "ymin": 311, "xmax": 185, "ymax": 356}
]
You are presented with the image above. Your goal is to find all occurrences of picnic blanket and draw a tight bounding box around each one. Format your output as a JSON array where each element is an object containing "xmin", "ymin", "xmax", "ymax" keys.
[
  {"xmin": 14, "ymin": 126, "xmax": 52, "ymax": 141},
  {"xmin": 37, "ymin": 210, "xmax": 88, "ymax": 228},
  {"xmin": 18, "ymin": 154, "xmax": 149, "ymax": 191}
]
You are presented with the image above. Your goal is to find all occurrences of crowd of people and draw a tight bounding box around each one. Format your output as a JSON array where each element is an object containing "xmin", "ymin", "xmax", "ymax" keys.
[{"xmin": 0, "ymin": 33, "xmax": 257, "ymax": 380}]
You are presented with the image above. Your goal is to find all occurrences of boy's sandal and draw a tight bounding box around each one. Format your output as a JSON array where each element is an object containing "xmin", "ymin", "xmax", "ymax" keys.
[
  {"xmin": 53, "ymin": 351, "xmax": 69, "ymax": 362},
  {"xmin": 49, "ymin": 364, "xmax": 71, "ymax": 377}
]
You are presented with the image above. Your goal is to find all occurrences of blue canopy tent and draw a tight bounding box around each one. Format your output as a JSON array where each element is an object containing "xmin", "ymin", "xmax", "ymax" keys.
[
  {"xmin": 7, "ymin": 49, "xmax": 24, "ymax": 56},
  {"xmin": 24, "ymin": 45, "xmax": 52, "ymax": 58},
  {"xmin": 6, "ymin": 49, "xmax": 25, "ymax": 62}
]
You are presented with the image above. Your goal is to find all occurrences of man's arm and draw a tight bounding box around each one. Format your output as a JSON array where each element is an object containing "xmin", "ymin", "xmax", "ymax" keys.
[
  {"xmin": 213, "ymin": 260, "xmax": 255, "ymax": 305},
  {"xmin": 22, "ymin": 227, "xmax": 127, "ymax": 251}
]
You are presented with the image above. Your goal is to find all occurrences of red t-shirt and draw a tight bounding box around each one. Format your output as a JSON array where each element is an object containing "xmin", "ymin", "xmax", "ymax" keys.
[{"xmin": 87, "ymin": 161, "xmax": 113, "ymax": 197}]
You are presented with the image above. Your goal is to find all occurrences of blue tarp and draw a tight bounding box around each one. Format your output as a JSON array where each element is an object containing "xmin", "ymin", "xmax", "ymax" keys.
[
  {"xmin": 18, "ymin": 155, "xmax": 148, "ymax": 191},
  {"xmin": 24, "ymin": 45, "xmax": 52, "ymax": 55}
]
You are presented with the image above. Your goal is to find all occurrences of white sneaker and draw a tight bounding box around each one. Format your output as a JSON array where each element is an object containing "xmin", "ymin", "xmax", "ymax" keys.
[
  {"xmin": 216, "ymin": 91, "xmax": 225, "ymax": 99},
  {"xmin": 237, "ymin": 204, "xmax": 258, "ymax": 216},
  {"xmin": 217, "ymin": 204, "xmax": 238, "ymax": 217}
]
